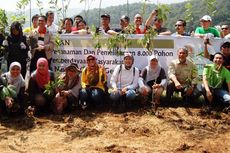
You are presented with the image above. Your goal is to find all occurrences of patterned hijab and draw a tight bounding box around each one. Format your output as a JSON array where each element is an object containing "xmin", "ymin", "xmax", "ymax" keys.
[{"xmin": 35, "ymin": 58, "xmax": 50, "ymax": 89}]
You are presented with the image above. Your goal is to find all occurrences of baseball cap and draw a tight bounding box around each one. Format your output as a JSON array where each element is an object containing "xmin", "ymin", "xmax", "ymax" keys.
[
  {"xmin": 120, "ymin": 15, "xmax": 130, "ymax": 22},
  {"xmin": 101, "ymin": 14, "xmax": 110, "ymax": 19},
  {"xmin": 200, "ymin": 15, "xmax": 212, "ymax": 22},
  {"xmin": 134, "ymin": 14, "xmax": 142, "ymax": 18}
]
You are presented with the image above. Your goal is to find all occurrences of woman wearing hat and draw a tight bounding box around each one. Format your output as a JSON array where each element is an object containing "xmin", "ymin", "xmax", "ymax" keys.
[
  {"xmin": 80, "ymin": 54, "xmax": 107, "ymax": 108},
  {"xmin": 138, "ymin": 55, "xmax": 167, "ymax": 112},
  {"xmin": 53, "ymin": 63, "xmax": 81, "ymax": 114}
]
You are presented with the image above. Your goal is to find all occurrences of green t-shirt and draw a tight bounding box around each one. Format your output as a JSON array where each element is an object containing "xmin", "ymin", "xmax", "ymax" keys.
[
  {"xmin": 195, "ymin": 27, "xmax": 220, "ymax": 37},
  {"xmin": 203, "ymin": 64, "xmax": 230, "ymax": 88}
]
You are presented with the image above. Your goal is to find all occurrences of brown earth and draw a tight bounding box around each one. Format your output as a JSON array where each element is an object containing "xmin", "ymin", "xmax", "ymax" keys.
[{"xmin": 0, "ymin": 104, "xmax": 230, "ymax": 153}]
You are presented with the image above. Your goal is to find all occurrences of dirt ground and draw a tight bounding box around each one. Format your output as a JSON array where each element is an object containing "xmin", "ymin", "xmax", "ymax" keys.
[{"xmin": 0, "ymin": 102, "xmax": 230, "ymax": 153}]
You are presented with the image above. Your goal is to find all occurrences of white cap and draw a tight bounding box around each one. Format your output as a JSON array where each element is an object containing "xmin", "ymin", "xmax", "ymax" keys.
[
  {"xmin": 134, "ymin": 14, "xmax": 142, "ymax": 18},
  {"xmin": 200, "ymin": 15, "xmax": 212, "ymax": 22}
]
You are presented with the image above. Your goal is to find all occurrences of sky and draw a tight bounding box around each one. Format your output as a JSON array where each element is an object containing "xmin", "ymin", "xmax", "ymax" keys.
[{"xmin": 0, "ymin": 0, "xmax": 187, "ymax": 12}]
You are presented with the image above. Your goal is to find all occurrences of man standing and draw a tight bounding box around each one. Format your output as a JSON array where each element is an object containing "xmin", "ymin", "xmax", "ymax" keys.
[
  {"xmin": 195, "ymin": 15, "xmax": 220, "ymax": 38},
  {"xmin": 172, "ymin": 19, "xmax": 190, "ymax": 36},
  {"xmin": 133, "ymin": 13, "xmax": 146, "ymax": 34},
  {"xmin": 167, "ymin": 47, "xmax": 199, "ymax": 103},
  {"xmin": 202, "ymin": 52, "xmax": 230, "ymax": 105},
  {"xmin": 98, "ymin": 14, "xmax": 111, "ymax": 34},
  {"xmin": 45, "ymin": 11, "xmax": 58, "ymax": 34},
  {"xmin": 23, "ymin": 14, "xmax": 39, "ymax": 35},
  {"xmin": 220, "ymin": 25, "xmax": 230, "ymax": 39}
]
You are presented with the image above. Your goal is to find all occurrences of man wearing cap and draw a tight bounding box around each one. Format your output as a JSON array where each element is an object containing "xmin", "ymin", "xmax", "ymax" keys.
[
  {"xmin": 80, "ymin": 54, "xmax": 107, "ymax": 108},
  {"xmin": 53, "ymin": 63, "xmax": 81, "ymax": 114},
  {"xmin": 145, "ymin": 9, "xmax": 171, "ymax": 35},
  {"xmin": 98, "ymin": 14, "xmax": 111, "ymax": 34},
  {"xmin": 138, "ymin": 55, "xmax": 167, "ymax": 111},
  {"xmin": 167, "ymin": 47, "xmax": 199, "ymax": 104},
  {"xmin": 220, "ymin": 25, "xmax": 230, "ymax": 39},
  {"xmin": 195, "ymin": 15, "xmax": 220, "ymax": 38},
  {"xmin": 107, "ymin": 15, "xmax": 130, "ymax": 35},
  {"xmin": 110, "ymin": 52, "xmax": 139, "ymax": 110}
]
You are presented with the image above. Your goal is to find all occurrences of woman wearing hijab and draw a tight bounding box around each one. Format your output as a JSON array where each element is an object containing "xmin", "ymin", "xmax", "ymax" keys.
[
  {"xmin": 3, "ymin": 21, "xmax": 29, "ymax": 78},
  {"xmin": 138, "ymin": 55, "xmax": 167, "ymax": 112},
  {"xmin": 53, "ymin": 63, "xmax": 81, "ymax": 114},
  {"xmin": 80, "ymin": 54, "xmax": 107, "ymax": 108},
  {"xmin": 27, "ymin": 58, "xmax": 54, "ymax": 113},
  {"xmin": 0, "ymin": 62, "xmax": 25, "ymax": 114}
]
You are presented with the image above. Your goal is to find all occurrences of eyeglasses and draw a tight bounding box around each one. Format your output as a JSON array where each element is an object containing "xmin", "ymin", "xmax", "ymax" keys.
[
  {"xmin": 221, "ymin": 28, "xmax": 228, "ymax": 30},
  {"xmin": 175, "ymin": 24, "xmax": 183, "ymax": 27}
]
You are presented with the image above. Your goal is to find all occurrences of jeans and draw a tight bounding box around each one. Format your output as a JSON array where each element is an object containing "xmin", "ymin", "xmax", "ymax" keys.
[
  {"xmin": 110, "ymin": 89, "xmax": 136, "ymax": 104},
  {"xmin": 80, "ymin": 88, "xmax": 105, "ymax": 106},
  {"xmin": 202, "ymin": 85, "xmax": 230, "ymax": 104}
]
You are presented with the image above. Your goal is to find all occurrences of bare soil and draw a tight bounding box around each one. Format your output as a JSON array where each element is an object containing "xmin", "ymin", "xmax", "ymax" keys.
[{"xmin": 0, "ymin": 103, "xmax": 230, "ymax": 153}]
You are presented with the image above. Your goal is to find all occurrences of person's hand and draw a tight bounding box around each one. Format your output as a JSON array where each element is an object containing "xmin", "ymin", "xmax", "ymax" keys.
[
  {"xmin": 206, "ymin": 90, "xmax": 213, "ymax": 103},
  {"xmin": 36, "ymin": 45, "xmax": 45, "ymax": 51},
  {"xmin": 20, "ymin": 42, "xmax": 27, "ymax": 49},
  {"xmin": 61, "ymin": 90, "xmax": 70, "ymax": 96},
  {"xmin": 175, "ymin": 82, "xmax": 182, "ymax": 90},
  {"xmin": 152, "ymin": 84, "xmax": 161, "ymax": 89},
  {"xmin": 2, "ymin": 40, "xmax": 8, "ymax": 46},
  {"xmin": 121, "ymin": 87, "xmax": 127, "ymax": 95},
  {"xmin": 141, "ymin": 86, "xmax": 148, "ymax": 96},
  {"xmin": 5, "ymin": 97, "xmax": 13, "ymax": 108},
  {"xmin": 186, "ymin": 87, "xmax": 193, "ymax": 96},
  {"xmin": 152, "ymin": 9, "xmax": 158, "ymax": 16}
]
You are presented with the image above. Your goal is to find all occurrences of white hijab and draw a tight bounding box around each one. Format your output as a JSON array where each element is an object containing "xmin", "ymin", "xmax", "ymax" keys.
[
  {"xmin": 5, "ymin": 62, "xmax": 25, "ymax": 94},
  {"xmin": 145, "ymin": 55, "xmax": 161, "ymax": 83}
]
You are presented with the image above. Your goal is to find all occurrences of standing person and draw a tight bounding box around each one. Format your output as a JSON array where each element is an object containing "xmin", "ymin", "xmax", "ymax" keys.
[
  {"xmin": 80, "ymin": 54, "xmax": 107, "ymax": 108},
  {"xmin": 166, "ymin": 47, "xmax": 200, "ymax": 104},
  {"xmin": 133, "ymin": 13, "xmax": 146, "ymax": 34},
  {"xmin": 45, "ymin": 11, "xmax": 59, "ymax": 34},
  {"xmin": 23, "ymin": 14, "xmax": 39, "ymax": 35},
  {"xmin": 202, "ymin": 52, "xmax": 230, "ymax": 107},
  {"xmin": 138, "ymin": 55, "xmax": 167, "ymax": 111},
  {"xmin": 0, "ymin": 62, "xmax": 26, "ymax": 115},
  {"xmin": 27, "ymin": 58, "xmax": 55, "ymax": 113},
  {"xmin": 59, "ymin": 17, "xmax": 73, "ymax": 34},
  {"xmin": 53, "ymin": 63, "xmax": 81, "ymax": 114},
  {"xmin": 172, "ymin": 19, "xmax": 190, "ymax": 36},
  {"xmin": 72, "ymin": 15, "xmax": 83, "ymax": 32},
  {"xmin": 29, "ymin": 15, "xmax": 54, "ymax": 73},
  {"xmin": 3, "ymin": 21, "xmax": 29, "ymax": 78},
  {"xmin": 145, "ymin": 9, "xmax": 171, "ymax": 35},
  {"xmin": 97, "ymin": 14, "xmax": 111, "ymax": 34},
  {"xmin": 194, "ymin": 15, "xmax": 220, "ymax": 38},
  {"xmin": 71, "ymin": 20, "xmax": 89, "ymax": 35},
  {"xmin": 220, "ymin": 25, "xmax": 230, "ymax": 39},
  {"xmin": 110, "ymin": 53, "xmax": 139, "ymax": 111}
]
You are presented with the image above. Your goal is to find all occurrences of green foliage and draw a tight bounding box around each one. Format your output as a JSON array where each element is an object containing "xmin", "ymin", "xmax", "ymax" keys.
[
  {"xmin": 36, "ymin": 0, "xmax": 44, "ymax": 15},
  {"xmin": 156, "ymin": 4, "xmax": 170, "ymax": 22},
  {"xmin": 0, "ymin": 9, "xmax": 8, "ymax": 34},
  {"xmin": 203, "ymin": 0, "xmax": 217, "ymax": 16},
  {"xmin": 184, "ymin": 1, "xmax": 193, "ymax": 24},
  {"xmin": 44, "ymin": 78, "xmax": 65, "ymax": 97},
  {"xmin": 91, "ymin": 25, "xmax": 102, "ymax": 50},
  {"xmin": 138, "ymin": 28, "xmax": 157, "ymax": 52},
  {"xmin": 0, "ymin": 80, "xmax": 17, "ymax": 101}
]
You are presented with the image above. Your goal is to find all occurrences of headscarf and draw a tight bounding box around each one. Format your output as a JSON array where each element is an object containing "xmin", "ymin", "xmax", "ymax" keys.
[
  {"xmin": 145, "ymin": 55, "xmax": 161, "ymax": 82},
  {"xmin": 5, "ymin": 62, "xmax": 25, "ymax": 94},
  {"xmin": 10, "ymin": 21, "xmax": 23, "ymax": 43},
  {"xmin": 35, "ymin": 58, "xmax": 50, "ymax": 89}
]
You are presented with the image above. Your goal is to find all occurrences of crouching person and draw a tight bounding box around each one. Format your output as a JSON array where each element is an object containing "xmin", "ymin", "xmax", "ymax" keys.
[
  {"xmin": 166, "ymin": 47, "xmax": 200, "ymax": 104},
  {"xmin": 0, "ymin": 62, "xmax": 26, "ymax": 115},
  {"xmin": 138, "ymin": 55, "xmax": 167, "ymax": 111},
  {"xmin": 27, "ymin": 58, "xmax": 55, "ymax": 114},
  {"xmin": 80, "ymin": 54, "xmax": 107, "ymax": 109},
  {"xmin": 110, "ymin": 53, "xmax": 139, "ymax": 111},
  {"xmin": 202, "ymin": 52, "xmax": 230, "ymax": 108},
  {"xmin": 53, "ymin": 63, "xmax": 81, "ymax": 114}
]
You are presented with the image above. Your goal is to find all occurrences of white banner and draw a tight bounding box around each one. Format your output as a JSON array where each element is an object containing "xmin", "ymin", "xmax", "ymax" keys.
[{"xmin": 52, "ymin": 35, "xmax": 224, "ymax": 80}]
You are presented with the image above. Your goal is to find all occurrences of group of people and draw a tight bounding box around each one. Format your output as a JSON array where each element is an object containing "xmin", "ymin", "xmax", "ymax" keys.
[{"xmin": 0, "ymin": 10, "xmax": 230, "ymax": 116}]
